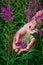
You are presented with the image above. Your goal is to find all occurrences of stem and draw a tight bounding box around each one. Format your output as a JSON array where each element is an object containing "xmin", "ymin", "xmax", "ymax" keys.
[
  {"xmin": 40, "ymin": 35, "xmax": 43, "ymax": 54},
  {"xmin": 26, "ymin": 59, "xmax": 28, "ymax": 65},
  {"xmin": 7, "ymin": 21, "xmax": 13, "ymax": 65},
  {"xmin": 7, "ymin": 21, "xmax": 10, "ymax": 65},
  {"xmin": 41, "ymin": 43, "xmax": 43, "ymax": 54},
  {"xmin": 42, "ymin": 45, "xmax": 43, "ymax": 54}
]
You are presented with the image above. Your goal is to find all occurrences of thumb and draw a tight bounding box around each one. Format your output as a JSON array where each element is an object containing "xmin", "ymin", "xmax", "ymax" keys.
[{"xmin": 15, "ymin": 33, "xmax": 19, "ymax": 44}]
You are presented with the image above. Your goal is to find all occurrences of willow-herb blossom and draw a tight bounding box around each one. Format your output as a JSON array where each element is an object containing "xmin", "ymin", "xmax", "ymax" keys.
[
  {"xmin": 16, "ymin": 36, "xmax": 31, "ymax": 49},
  {"xmin": 25, "ymin": 1, "xmax": 42, "ymax": 22},
  {"xmin": 29, "ymin": 1, "xmax": 39, "ymax": 9},
  {"xmin": 16, "ymin": 41, "xmax": 27, "ymax": 49},
  {"xmin": 1, "ymin": 5, "xmax": 14, "ymax": 21},
  {"xmin": 35, "ymin": 14, "xmax": 43, "ymax": 21},
  {"xmin": 40, "ymin": 32, "xmax": 43, "ymax": 37},
  {"xmin": 14, "ymin": 22, "xmax": 18, "ymax": 26}
]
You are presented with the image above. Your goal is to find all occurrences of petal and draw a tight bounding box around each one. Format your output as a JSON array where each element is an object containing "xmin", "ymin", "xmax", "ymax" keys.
[
  {"xmin": 1, "ymin": 7, "xmax": 6, "ymax": 12},
  {"xmin": 10, "ymin": 16, "xmax": 14, "ymax": 20}
]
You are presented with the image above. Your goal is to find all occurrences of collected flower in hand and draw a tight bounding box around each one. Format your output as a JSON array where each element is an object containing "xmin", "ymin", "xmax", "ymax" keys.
[
  {"xmin": 16, "ymin": 41, "xmax": 27, "ymax": 49},
  {"xmin": 16, "ymin": 36, "xmax": 30, "ymax": 49}
]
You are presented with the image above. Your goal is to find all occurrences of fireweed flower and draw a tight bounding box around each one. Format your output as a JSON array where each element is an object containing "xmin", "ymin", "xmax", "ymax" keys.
[
  {"xmin": 25, "ymin": 8, "xmax": 32, "ymax": 17},
  {"xmin": 35, "ymin": 13, "xmax": 43, "ymax": 21},
  {"xmin": 34, "ymin": 29, "xmax": 43, "ymax": 38},
  {"xmin": 25, "ymin": 1, "xmax": 42, "ymax": 23},
  {"xmin": 14, "ymin": 22, "xmax": 18, "ymax": 26},
  {"xmin": 25, "ymin": 17, "xmax": 29, "ymax": 22},
  {"xmin": 1, "ymin": 5, "xmax": 14, "ymax": 21},
  {"xmin": 1, "ymin": 7, "xmax": 6, "ymax": 13},
  {"xmin": 40, "ymin": 32, "xmax": 43, "ymax": 37},
  {"xmin": 32, "ymin": 10, "xmax": 36, "ymax": 16},
  {"xmin": 34, "ymin": 31, "xmax": 38, "ymax": 35},
  {"xmin": 39, "ymin": 5, "xmax": 43, "ymax": 10},
  {"xmin": 34, "ymin": 2, "xmax": 39, "ymax": 9},
  {"xmin": 29, "ymin": 17, "xmax": 34, "ymax": 22},
  {"xmin": 25, "ymin": 8, "xmax": 30, "ymax": 13},
  {"xmin": 29, "ymin": 1, "xmax": 34, "ymax": 6},
  {"xmin": 16, "ymin": 41, "xmax": 27, "ymax": 49},
  {"xmin": 29, "ymin": 1, "xmax": 39, "ymax": 9}
]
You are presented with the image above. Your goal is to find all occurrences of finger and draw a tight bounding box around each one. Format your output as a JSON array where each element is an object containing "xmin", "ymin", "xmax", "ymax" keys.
[
  {"xmin": 13, "ymin": 37, "xmax": 16, "ymax": 50},
  {"xmin": 13, "ymin": 43, "xmax": 18, "ymax": 50},
  {"xmin": 13, "ymin": 33, "xmax": 19, "ymax": 50},
  {"xmin": 15, "ymin": 48, "xmax": 19, "ymax": 52},
  {"xmin": 17, "ymin": 49, "xmax": 27, "ymax": 55},
  {"xmin": 26, "ymin": 44, "xmax": 30, "ymax": 50},
  {"xmin": 13, "ymin": 43, "xmax": 16, "ymax": 50},
  {"xmin": 26, "ymin": 43, "xmax": 35, "ymax": 50},
  {"xmin": 15, "ymin": 33, "xmax": 19, "ymax": 43}
]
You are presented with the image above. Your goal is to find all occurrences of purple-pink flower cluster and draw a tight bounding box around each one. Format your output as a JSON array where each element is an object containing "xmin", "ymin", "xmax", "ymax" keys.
[
  {"xmin": 25, "ymin": 8, "xmax": 32, "ymax": 17},
  {"xmin": 35, "ymin": 14, "xmax": 43, "ymax": 21},
  {"xmin": 29, "ymin": 1, "xmax": 39, "ymax": 9},
  {"xmin": 25, "ymin": 1, "xmax": 42, "ymax": 22},
  {"xmin": 40, "ymin": 32, "xmax": 43, "ymax": 37},
  {"xmin": 14, "ymin": 22, "xmax": 18, "ymax": 26},
  {"xmin": 16, "ymin": 41, "xmax": 27, "ymax": 49},
  {"xmin": 1, "ymin": 5, "xmax": 14, "ymax": 21},
  {"xmin": 34, "ymin": 30, "xmax": 43, "ymax": 37}
]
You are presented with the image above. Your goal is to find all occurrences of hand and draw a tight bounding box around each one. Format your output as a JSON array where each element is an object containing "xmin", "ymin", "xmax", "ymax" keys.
[
  {"xmin": 13, "ymin": 24, "xmax": 36, "ymax": 55},
  {"xmin": 13, "ymin": 35, "xmax": 36, "ymax": 55},
  {"xmin": 13, "ymin": 25, "xmax": 29, "ymax": 54},
  {"xmin": 13, "ymin": 9, "xmax": 43, "ymax": 54}
]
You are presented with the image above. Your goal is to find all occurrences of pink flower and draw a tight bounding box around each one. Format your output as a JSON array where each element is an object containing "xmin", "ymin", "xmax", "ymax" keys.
[
  {"xmin": 1, "ymin": 5, "xmax": 14, "ymax": 21},
  {"xmin": 40, "ymin": 32, "xmax": 43, "ymax": 37},
  {"xmin": 29, "ymin": 1, "xmax": 34, "ymax": 6},
  {"xmin": 1, "ymin": 7, "xmax": 6, "ymax": 13},
  {"xmin": 29, "ymin": 1, "xmax": 39, "ymax": 9},
  {"xmin": 25, "ymin": 17, "xmax": 29, "ymax": 22},
  {"xmin": 14, "ymin": 22, "xmax": 18, "ymax": 26},
  {"xmin": 35, "ymin": 14, "xmax": 43, "ymax": 21},
  {"xmin": 34, "ymin": 32, "xmax": 38, "ymax": 35},
  {"xmin": 25, "ymin": 8, "xmax": 32, "ymax": 17},
  {"xmin": 16, "ymin": 41, "xmax": 27, "ymax": 49}
]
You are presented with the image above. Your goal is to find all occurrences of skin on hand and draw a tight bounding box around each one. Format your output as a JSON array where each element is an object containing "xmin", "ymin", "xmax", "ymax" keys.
[
  {"xmin": 13, "ymin": 9, "xmax": 43, "ymax": 55},
  {"xmin": 13, "ymin": 22, "xmax": 37, "ymax": 55}
]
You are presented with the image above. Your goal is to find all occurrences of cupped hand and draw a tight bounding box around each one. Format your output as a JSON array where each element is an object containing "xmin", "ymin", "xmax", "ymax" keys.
[
  {"xmin": 13, "ymin": 25, "xmax": 29, "ymax": 54},
  {"xmin": 13, "ymin": 9, "xmax": 43, "ymax": 54},
  {"xmin": 13, "ymin": 23, "xmax": 36, "ymax": 55}
]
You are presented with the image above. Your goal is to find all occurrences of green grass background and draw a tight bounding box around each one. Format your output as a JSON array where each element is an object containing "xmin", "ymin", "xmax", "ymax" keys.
[{"xmin": 0, "ymin": 0, "xmax": 43, "ymax": 65}]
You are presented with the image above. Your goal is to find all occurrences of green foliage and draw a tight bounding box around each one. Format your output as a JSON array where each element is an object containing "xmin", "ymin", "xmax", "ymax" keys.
[{"xmin": 0, "ymin": 0, "xmax": 43, "ymax": 65}]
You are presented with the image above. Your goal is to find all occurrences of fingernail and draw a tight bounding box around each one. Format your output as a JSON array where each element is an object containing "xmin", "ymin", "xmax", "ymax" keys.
[
  {"xmin": 16, "ymin": 41, "xmax": 17, "ymax": 43},
  {"xmin": 17, "ymin": 52, "xmax": 20, "ymax": 55},
  {"xmin": 15, "ymin": 49, "xmax": 18, "ymax": 52}
]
